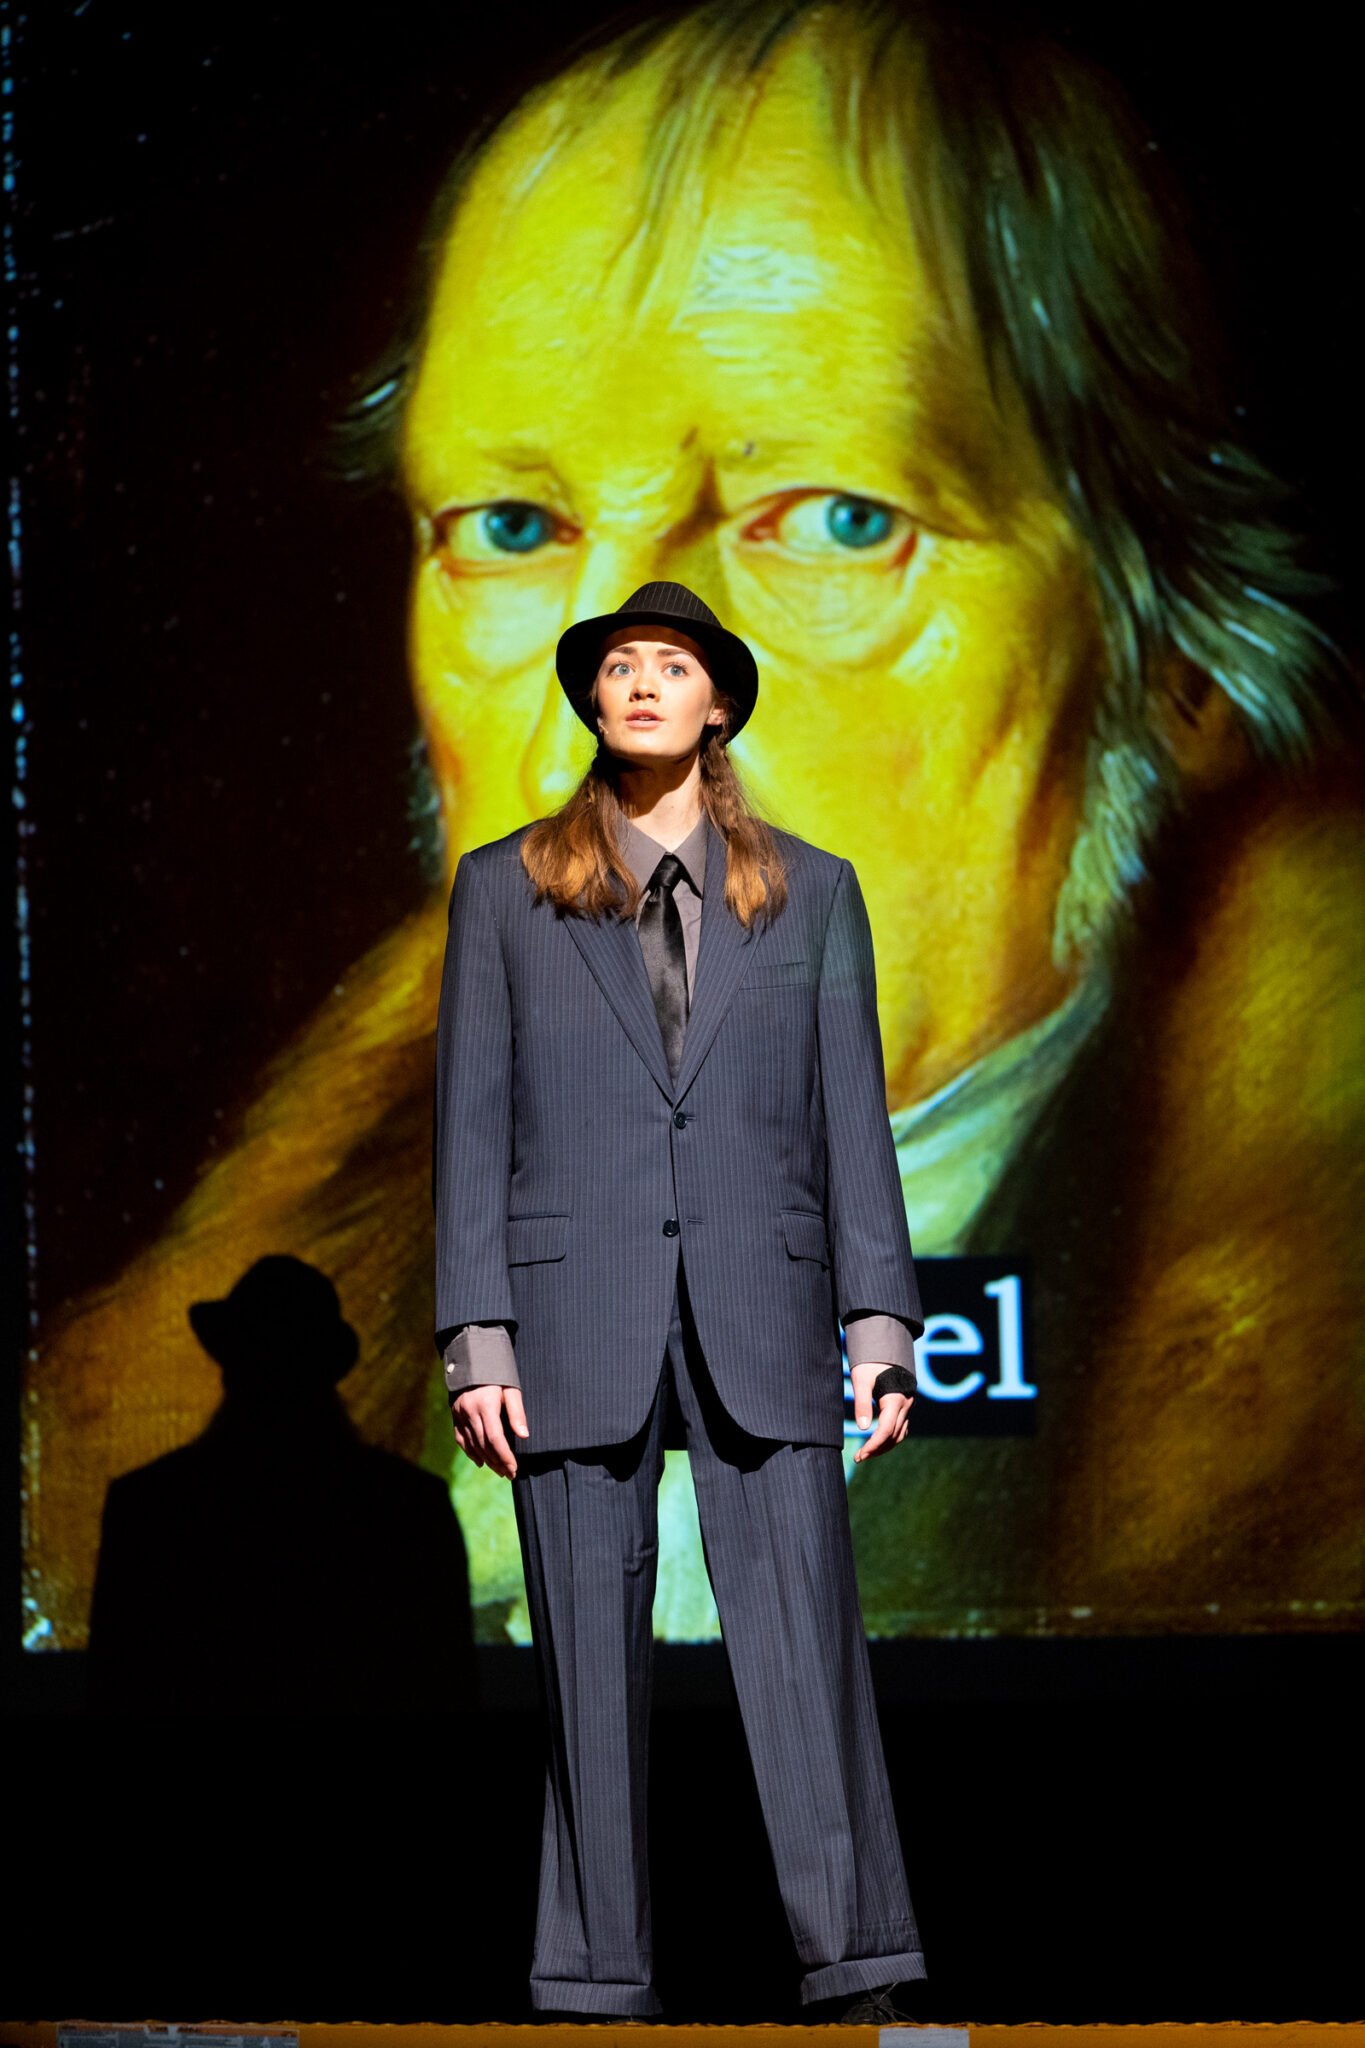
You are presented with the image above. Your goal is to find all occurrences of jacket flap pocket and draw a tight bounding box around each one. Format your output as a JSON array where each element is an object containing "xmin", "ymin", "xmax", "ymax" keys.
[
  {"xmin": 506, "ymin": 1213, "xmax": 569, "ymax": 1265},
  {"xmin": 740, "ymin": 957, "xmax": 810, "ymax": 991},
  {"xmin": 782, "ymin": 1209, "xmax": 831, "ymax": 1264}
]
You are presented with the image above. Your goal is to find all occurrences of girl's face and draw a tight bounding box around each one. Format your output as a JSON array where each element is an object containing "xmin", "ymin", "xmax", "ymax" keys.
[{"xmin": 592, "ymin": 630, "xmax": 727, "ymax": 767}]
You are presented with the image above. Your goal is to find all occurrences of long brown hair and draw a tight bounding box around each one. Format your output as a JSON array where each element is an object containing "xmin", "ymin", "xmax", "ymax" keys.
[{"xmin": 521, "ymin": 681, "xmax": 788, "ymax": 927}]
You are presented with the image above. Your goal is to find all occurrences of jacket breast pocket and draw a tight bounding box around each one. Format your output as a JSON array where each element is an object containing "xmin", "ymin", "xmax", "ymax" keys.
[
  {"xmin": 782, "ymin": 1209, "xmax": 831, "ymax": 1266},
  {"xmin": 740, "ymin": 957, "xmax": 811, "ymax": 992},
  {"xmin": 506, "ymin": 1214, "xmax": 569, "ymax": 1265}
]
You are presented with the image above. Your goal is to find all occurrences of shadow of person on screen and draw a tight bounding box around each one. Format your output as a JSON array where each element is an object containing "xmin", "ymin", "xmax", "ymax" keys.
[{"xmin": 86, "ymin": 1254, "xmax": 479, "ymax": 1714}]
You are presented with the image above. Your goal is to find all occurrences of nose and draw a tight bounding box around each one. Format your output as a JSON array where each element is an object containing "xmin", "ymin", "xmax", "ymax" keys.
[
  {"xmin": 565, "ymin": 544, "xmax": 668, "ymax": 644},
  {"xmin": 518, "ymin": 666, "xmax": 593, "ymax": 817}
]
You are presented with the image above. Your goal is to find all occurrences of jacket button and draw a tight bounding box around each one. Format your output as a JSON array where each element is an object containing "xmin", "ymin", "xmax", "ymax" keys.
[
  {"xmin": 662, "ymin": 1218, "xmax": 680, "ymax": 1236},
  {"xmin": 673, "ymin": 1109, "xmax": 688, "ymax": 1128}
]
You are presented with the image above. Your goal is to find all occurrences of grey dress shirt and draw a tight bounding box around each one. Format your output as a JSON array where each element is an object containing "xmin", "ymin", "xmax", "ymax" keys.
[{"xmin": 441, "ymin": 810, "xmax": 916, "ymax": 1399}]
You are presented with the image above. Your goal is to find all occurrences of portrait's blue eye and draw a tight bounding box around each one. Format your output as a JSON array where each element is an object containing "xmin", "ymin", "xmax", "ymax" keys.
[
  {"xmin": 736, "ymin": 487, "xmax": 913, "ymax": 562},
  {"xmin": 826, "ymin": 495, "xmax": 895, "ymax": 549},
  {"xmin": 482, "ymin": 502, "xmax": 555, "ymax": 553}
]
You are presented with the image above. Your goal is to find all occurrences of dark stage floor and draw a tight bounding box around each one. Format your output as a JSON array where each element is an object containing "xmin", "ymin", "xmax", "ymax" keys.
[{"xmin": 6, "ymin": 1635, "xmax": 1360, "ymax": 2026}]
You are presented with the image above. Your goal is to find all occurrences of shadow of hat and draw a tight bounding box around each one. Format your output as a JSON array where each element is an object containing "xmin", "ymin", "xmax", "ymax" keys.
[{"xmin": 189, "ymin": 1254, "xmax": 360, "ymax": 1384}]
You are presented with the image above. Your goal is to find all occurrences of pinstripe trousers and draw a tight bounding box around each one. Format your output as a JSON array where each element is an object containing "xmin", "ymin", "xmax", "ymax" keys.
[{"xmin": 511, "ymin": 1250, "xmax": 925, "ymax": 2016}]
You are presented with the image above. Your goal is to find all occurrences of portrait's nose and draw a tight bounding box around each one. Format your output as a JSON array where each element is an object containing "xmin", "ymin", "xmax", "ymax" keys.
[
  {"xmin": 517, "ymin": 520, "xmax": 715, "ymax": 816},
  {"xmin": 516, "ymin": 542, "xmax": 663, "ymax": 816},
  {"xmin": 517, "ymin": 656, "xmax": 594, "ymax": 817},
  {"xmin": 564, "ymin": 541, "xmax": 669, "ymax": 638}
]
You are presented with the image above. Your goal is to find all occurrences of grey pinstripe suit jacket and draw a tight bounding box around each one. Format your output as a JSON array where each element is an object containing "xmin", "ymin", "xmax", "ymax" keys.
[{"xmin": 432, "ymin": 813, "xmax": 924, "ymax": 1454}]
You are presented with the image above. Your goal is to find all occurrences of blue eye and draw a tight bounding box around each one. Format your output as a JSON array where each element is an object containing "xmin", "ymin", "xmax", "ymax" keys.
[
  {"xmin": 482, "ymin": 502, "xmax": 555, "ymax": 554},
  {"xmin": 826, "ymin": 495, "xmax": 895, "ymax": 549}
]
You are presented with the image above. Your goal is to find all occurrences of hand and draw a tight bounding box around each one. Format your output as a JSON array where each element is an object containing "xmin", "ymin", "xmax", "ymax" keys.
[
  {"xmin": 450, "ymin": 1383, "xmax": 529, "ymax": 1480},
  {"xmin": 849, "ymin": 1362, "xmax": 914, "ymax": 1463}
]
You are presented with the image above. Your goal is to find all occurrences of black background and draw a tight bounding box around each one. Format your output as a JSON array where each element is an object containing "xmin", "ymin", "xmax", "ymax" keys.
[{"xmin": 7, "ymin": 0, "xmax": 1362, "ymax": 2024}]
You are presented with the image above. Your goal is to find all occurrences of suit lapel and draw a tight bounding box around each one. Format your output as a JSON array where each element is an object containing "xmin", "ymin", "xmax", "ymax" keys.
[
  {"xmin": 561, "ymin": 813, "xmax": 757, "ymax": 1104},
  {"xmin": 562, "ymin": 881, "xmax": 676, "ymax": 1101}
]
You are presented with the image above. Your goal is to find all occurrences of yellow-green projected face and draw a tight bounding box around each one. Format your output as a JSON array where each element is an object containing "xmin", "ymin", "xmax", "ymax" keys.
[{"xmin": 402, "ymin": 35, "xmax": 1105, "ymax": 1106}]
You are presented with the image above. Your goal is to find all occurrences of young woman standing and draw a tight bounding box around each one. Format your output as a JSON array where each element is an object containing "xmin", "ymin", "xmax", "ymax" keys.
[{"xmin": 434, "ymin": 582, "xmax": 925, "ymax": 2021}]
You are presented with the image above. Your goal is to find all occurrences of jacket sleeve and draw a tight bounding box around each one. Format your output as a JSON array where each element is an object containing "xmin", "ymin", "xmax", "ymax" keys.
[
  {"xmin": 817, "ymin": 858, "xmax": 925, "ymax": 1343},
  {"xmin": 433, "ymin": 852, "xmax": 518, "ymax": 1348},
  {"xmin": 440, "ymin": 1322, "xmax": 522, "ymax": 1397}
]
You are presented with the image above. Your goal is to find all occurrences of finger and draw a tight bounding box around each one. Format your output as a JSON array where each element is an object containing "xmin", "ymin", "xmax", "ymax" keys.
[
  {"xmin": 470, "ymin": 1401, "xmax": 504, "ymax": 1467},
  {"xmin": 859, "ymin": 1392, "xmax": 916, "ymax": 1460},
  {"xmin": 483, "ymin": 1413, "xmax": 518, "ymax": 1481},
  {"xmin": 504, "ymin": 1387, "xmax": 530, "ymax": 1440},
  {"xmin": 853, "ymin": 1412, "xmax": 897, "ymax": 1462}
]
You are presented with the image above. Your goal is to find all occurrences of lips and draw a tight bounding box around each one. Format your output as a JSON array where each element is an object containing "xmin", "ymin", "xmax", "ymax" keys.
[{"xmin": 626, "ymin": 714, "xmax": 661, "ymax": 724}]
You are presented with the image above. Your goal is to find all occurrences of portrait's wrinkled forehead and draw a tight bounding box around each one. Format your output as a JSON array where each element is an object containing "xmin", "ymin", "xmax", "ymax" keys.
[
  {"xmin": 451, "ymin": 24, "xmax": 904, "ymax": 318},
  {"xmin": 400, "ymin": 12, "xmax": 1050, "ymax": 532}
]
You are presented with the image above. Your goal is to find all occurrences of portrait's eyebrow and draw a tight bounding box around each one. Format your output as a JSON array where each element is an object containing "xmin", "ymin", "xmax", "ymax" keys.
[
  {"xmin": 714, "ymin": 423, "xmax": 1015, "ymax": 534},
  {"xmin": 713, "ymin": 431, "xmax": 950, "ymax": 496},
  {"xmin": 435, "ymin": 445, "xmax": 573, "ymax": 499},
  {"xmin": 479, "ymin": 445, "xmax": 564, "ymax": 476},
  {"xmin": 716, "ymin": 436, "xmax": 824, "ymax": 470},
  {"xmin": 405, "ymin": 440, "xmax": 576, "ymax": 513}
]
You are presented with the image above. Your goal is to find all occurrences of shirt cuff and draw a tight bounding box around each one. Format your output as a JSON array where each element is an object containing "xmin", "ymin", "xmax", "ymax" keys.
[
  {"xmin": 442, "ymin": 1321, "xmax": 521, "ymax": 1397},
  {"xmin": 843, "ymin": 1311, "xmax": 918, "ymax": 1375}
]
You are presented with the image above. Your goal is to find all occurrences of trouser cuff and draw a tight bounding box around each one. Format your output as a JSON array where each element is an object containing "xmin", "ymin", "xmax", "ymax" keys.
[
  {"xmin": 530, "ymin": 1976, "xmax": 663, "ymax": 2017},
  {"xmin": 800, "ymin": 1947, "xmax": 928, "ymax": 2004}
]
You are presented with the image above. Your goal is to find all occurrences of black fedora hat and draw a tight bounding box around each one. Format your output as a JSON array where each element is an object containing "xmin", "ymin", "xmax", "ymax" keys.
[
  {"xmin": 189, "ymin": 1254, "xmax": 359, "ymax": 1384},
  {"xmin": 556, "ymin": 582, "xmax": 759, "ymax": 739}
]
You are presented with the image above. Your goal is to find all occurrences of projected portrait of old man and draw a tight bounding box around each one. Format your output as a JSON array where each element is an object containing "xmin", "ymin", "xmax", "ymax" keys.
[{"xmin": 28, "ymin": 0, "xmax": 1364, "ymax": 1650}]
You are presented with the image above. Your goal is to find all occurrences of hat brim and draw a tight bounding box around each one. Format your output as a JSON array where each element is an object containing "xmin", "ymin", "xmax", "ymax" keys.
[
  {"xmin": 188, "ymin": 1296, "xmax": 359, "ymax": 1383},
  {"xmin": 556, "ymin": 607, "xmax": 758, "ymax": 738},
  {"xmin": 188, "ymin": 1297, "xmax": 231, "ymax": 1356}
]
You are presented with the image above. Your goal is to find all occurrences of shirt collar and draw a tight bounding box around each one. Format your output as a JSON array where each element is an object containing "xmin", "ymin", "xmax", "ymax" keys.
[{"xmin": 615, "ymin": 808, "xmax": 708, "ymax": 895}]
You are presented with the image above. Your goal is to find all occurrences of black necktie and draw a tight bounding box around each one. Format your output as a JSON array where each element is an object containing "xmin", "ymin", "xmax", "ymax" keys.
[{"xmin": 637, "ymin": 853, "xmax": 690, "ymax": 1081}]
